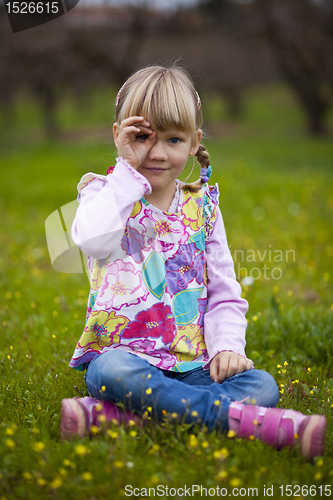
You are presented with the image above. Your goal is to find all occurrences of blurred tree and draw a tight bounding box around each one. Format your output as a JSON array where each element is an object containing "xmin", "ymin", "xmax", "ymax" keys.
[
  {"xmin": 252, "ymin": 0, "xmax": 333, "ymax": 135},
  {"xmin": 0, "ymin": 2, "xmax": 151, "ymax": 139},
  {"xmin": 200, "ymin": 0, "xmax": 333, "ymax": 134}
]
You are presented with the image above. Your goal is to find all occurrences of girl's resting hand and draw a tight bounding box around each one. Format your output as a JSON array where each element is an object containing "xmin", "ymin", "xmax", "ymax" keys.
[
  {"xmin": 113, "ymin": 116, "xmax": 156, "ymax": 170},
  {"xmin": 210, "ymin": 351, "xmax": 253, "ymax": 383}
]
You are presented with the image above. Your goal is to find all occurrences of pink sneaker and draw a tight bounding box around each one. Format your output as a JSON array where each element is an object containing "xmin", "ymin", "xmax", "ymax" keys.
[
  {"xmin": 60, "ymin": 397, "xmax": 139, "ymax": 441},
  {"xmin": 228, "ymin": 403, "xmax": 326, "ymax": 460}
]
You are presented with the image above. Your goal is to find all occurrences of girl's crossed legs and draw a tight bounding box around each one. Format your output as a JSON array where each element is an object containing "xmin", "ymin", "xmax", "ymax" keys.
[
  {"xmin": 62, "ymin": 349, "xmax": 326, "ymax": 459},
  {"xmin": 84, "ymin": 349, "xmax": 280, "ymax": 430}
]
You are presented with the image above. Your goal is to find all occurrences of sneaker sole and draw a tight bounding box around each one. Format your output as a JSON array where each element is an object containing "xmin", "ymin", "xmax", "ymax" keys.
[
  {"xmin": 300, "ymin": 415, "xmax": 326, "ymax": 460},
  {"xmin": 60, "ymin": 398, "xmax": 88, "ymax": 441}
]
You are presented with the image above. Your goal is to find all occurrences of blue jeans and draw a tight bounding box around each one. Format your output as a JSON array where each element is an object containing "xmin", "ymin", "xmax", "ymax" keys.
[{"xmin": 85, "ymin": 350, "xmax": 279, "ymax": 431}]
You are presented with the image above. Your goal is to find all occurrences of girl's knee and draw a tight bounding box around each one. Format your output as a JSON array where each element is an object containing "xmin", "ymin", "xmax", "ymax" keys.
[
  {"xmin": 86, "ymin": 350, "xmax": 139, "ymax": 389},
  {"xmin": 252, "ymin": 369, "xmax": 280, "ymax": 407}
]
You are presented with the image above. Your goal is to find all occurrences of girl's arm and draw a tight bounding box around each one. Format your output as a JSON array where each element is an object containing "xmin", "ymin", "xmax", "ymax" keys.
[
  {"xmin": 204, "ymin": 206, "xmax": 251, "ymax": 377},
  {"xmin": 71, "ymin": 157, "xmax": 151, "ymax": 259}
]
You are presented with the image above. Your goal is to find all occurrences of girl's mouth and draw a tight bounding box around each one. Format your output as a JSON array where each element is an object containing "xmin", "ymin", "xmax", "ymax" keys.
[{"xmin": 145, "ymin": 168, "xmax": 166, "ymax": 173}]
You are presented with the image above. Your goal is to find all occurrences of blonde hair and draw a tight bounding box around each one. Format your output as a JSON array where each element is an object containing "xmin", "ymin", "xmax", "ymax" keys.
[{"xmin": 115, "ymin": 64, "xmax": 211, "ymax": 192}]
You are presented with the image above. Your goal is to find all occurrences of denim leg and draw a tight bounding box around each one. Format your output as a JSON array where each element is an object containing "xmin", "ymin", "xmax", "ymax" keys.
[
  {"xmin": 85, "ymin": 350, "xmax": 279, "ymax": 431},
  {"xmin": 85, "ymin": 350, "xmax": 231, "ymax": 430},
  {"xmin": 166, "ymin": 367, "xmax": 280, "ymax": 408}
]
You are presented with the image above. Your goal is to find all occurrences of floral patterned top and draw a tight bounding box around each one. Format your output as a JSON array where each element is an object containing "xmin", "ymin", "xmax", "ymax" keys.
[{"xmin": 70, "ymin": 158, "xmax": 248, "ymax": 372}]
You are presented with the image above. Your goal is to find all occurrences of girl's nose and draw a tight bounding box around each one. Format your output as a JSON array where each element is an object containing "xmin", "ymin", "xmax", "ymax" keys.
[{"xmin": 148, "ymin": 140, "xmax": 167, "ymax": 161}]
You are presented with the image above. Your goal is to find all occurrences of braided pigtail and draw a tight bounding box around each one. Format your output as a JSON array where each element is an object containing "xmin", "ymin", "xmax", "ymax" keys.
[{"xmin": 181, "ymin": 144, "xmax": 212, "ymax": 192}]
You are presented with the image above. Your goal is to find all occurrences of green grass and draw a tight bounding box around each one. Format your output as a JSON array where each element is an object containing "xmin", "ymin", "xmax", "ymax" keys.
[{"xmin": 0, "ymin": 83, "xmax": 333, "ymax": 499}]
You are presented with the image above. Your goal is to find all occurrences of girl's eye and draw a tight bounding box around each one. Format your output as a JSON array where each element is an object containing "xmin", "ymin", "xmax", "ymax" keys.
[
  {"xmin": 136, "ymin": 134, "xmax": 149, "ymax": 143},
  {"xmin": 169, "ymin": 137, "xmax": 180, "ymax": 144}
]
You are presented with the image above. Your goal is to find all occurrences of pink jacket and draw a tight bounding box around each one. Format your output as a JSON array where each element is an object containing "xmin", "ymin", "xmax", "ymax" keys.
[{"xmin": 71, "ymin": 157, "xmax": 248, "ymax": 369}]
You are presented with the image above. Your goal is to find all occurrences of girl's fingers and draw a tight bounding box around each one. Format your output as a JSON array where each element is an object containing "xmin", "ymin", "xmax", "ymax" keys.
[
  {"xmin": 135, "ymin": 125, "xmax": 153, "ymax": 136},
  {"xmin": 246, "ymin": 358, "xmax": 254, "ymax": 369},
  {"xmin": 120, "ymin": 116, "xmax": 150, "ymax": 132},
  {"xmin": 122, "ymin": 125, "xmax": 143, "ymax": 137}
]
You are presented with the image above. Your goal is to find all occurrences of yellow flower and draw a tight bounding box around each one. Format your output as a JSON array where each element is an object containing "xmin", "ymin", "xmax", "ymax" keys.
[
  {"xmin": 171, "ymin": 412, "xmax": 178, "ymax": 419},
  {"xmin": 146, "ymin": 387, "xmax": 152, "ymax": 395},
  {"xmin": 101, "ymin": 385, "xmax": 106, "ymax": 392},
  {"xmin": 162, "ymin": 409, "xmax": 167, "ymax": 416},
  {"xmin": 63, "ymin": 459, "xmax": 76, "ymax": 468},
  {"xmin": 32, "ymin": 442, "xmax": 45, "ymax": 452},
  {"xmin": 307, "ymin": 367, "xmax": 311, "ymax": 372},
  {"xmin": 50, "ymin": 477, "xmax": 63, "ymax": 489},
  {"xmin": 98, "ymin": 414, "xmax": 107, "ymax": 423},
  {"xmin": 22, "ymin": 471, "xmax": 33, "ymax": 480},
  {"xmin": 114, "ymin": 460, "xmax": 124, "ymax": 468},
  {"xmin": 284, "ymin": 361, "xmax": 288, "ymax": 366},
  {"xmin": 202, "ymin": 441, "xmax": 209, "ymax": 448},
  {"xmin": 214, "ymin": 400, "xmax": 221, "ymax": 406},
  {"xmin": 314, "ymin": 472, "xmax": 323, "ymax": 481},
  {"xmin": 252, "ymin": 315, "xmax": 258, "ymax": 322},
  {"xmin": 216, "ymin": 470, "xmax": 228, "ymax": 480},
  {"xmin": 128, "ymin": 419, "xmax": 136, "ymax": 426},
  {"xmin": 227, "ymin": 430, "xmax": 236, "ymax": 438},
  {"xmin": 189, "ymin": 435, "xmax": 198, "ymax": 448},
  {"xmin": 6, "ymin": 438, "xmax": 15, "ymax": 448},
  {"xmin": 37, "ymin": 478, "xmax": 47, "ymax": 486},
  {"xmin": 230, "ymin": 478, "xmax": 242, "ymax": 488},
  {"xmin": 130, "ymin": 430, "xmax": 137, "ymax": 437},
  {"xmin": 191, "ymin": 411, "xmax": 198, "ymax": 417},
  {"xmin": 5, "ymin": 428, "xmax": 14, "ymax": 436},
  {"xmin": 277, "ymin": 364, "xmax": 282, "ymax": 368},
  {"xmin": 82, "ymin": 472, "xmax": 93, "ymax": 481},
  {"xmin": 90, "ymin": 425, "xmax": 99, "ymax": 434},
  {"xmin": 107, "ymin": 430, "xmax": 118, "ymax": 439},
  {"xmin": 317, "ymin": 458, "xmax": 324, "ymax": 467},
  {"xmin": 75, "ymin": 444, "xmax": 89, "ymax": 456}
]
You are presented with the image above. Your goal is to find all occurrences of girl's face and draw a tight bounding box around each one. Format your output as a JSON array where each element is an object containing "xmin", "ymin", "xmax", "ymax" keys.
[{"xmin": 136, "ymin": 127, "xmax": 202, "ymax": 196}]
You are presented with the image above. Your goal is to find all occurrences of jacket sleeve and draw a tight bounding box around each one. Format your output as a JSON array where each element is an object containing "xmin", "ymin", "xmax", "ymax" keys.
[
  {"xmin": 71, "ymin": 157, "xmax": 151, "ymax": 259},
  {"xmin": 203, "ymin": 206, "xmax": 248, "ymax": 368}
]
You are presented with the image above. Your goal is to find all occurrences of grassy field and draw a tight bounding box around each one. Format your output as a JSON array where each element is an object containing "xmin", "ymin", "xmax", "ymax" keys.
[{"xmin": 0, "ymin": 84, "xmax": 333, "ymax": 499}]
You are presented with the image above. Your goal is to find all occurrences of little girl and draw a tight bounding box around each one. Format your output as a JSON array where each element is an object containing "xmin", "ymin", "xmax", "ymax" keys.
[{"xmin": 61, "ymin": 65, "xmax": 326, "ymax": 459}]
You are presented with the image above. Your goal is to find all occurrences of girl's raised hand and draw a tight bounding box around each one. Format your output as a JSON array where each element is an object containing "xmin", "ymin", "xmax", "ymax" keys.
[
  {"xmin": 113, "ymin": 116, "xmax": 156, "ymax": 170},
  {"xmin": 210, "ymin": 351, "xmax": 254, "ymax": 383}
]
